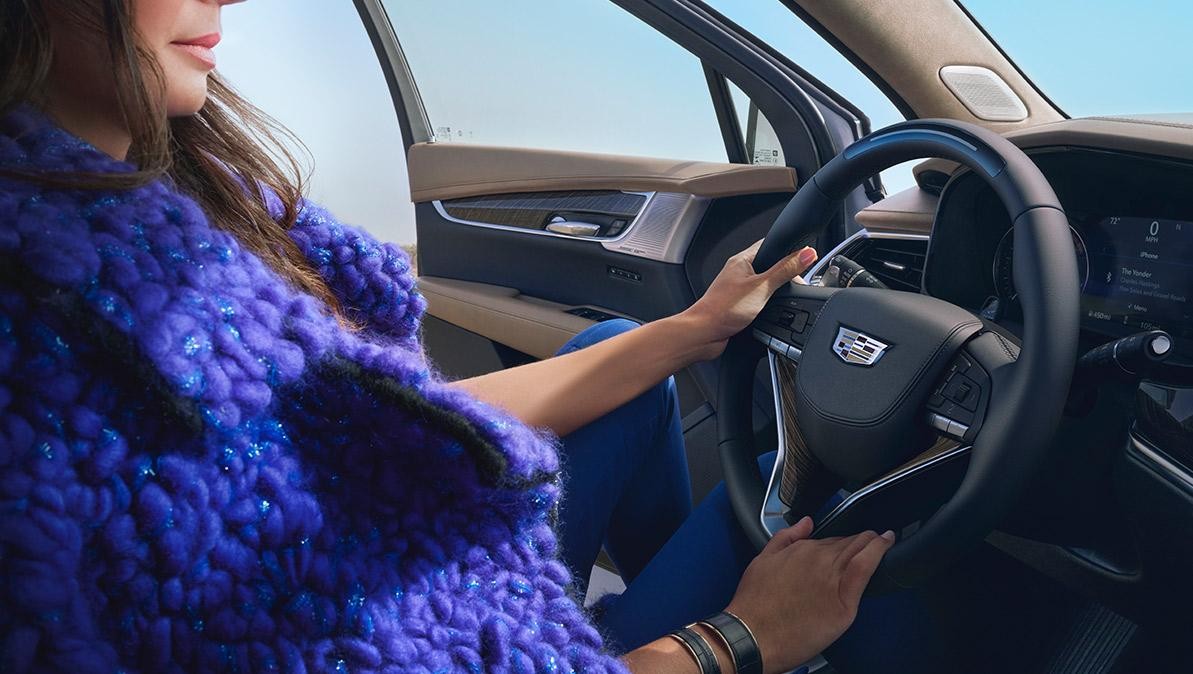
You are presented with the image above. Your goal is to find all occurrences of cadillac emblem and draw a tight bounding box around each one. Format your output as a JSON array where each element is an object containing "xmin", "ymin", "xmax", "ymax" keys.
[{"xmin": 833, "ymin": 327, "xmax": 891, "ymax": 366}]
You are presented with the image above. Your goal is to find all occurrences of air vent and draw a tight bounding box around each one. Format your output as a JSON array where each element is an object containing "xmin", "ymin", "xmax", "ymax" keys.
[{"xmin": 841, "ymin": 237, "xmax": 927, "ymax": 292}]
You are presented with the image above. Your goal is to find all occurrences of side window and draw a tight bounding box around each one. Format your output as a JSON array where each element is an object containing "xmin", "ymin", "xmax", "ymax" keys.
[
  {"xmin": 704, "ymin": 0, "xmax": 917, "ymax": 195},
  {"xmin": 726, "ymin": 81, "xmax": 785, "ymax": 167},
  {"xmin": 381, "ymin": 0, "xmax": 728, "ymax": 163},
  {"xmin": 218, "ymin": 1, "xmax": 415, "ymax": 249}
]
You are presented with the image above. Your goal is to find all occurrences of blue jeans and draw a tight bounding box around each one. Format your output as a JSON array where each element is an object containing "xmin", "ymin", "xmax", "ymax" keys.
[{"xmin": 556, "ymin": 320, "xmax": 939, "ymax": 670}]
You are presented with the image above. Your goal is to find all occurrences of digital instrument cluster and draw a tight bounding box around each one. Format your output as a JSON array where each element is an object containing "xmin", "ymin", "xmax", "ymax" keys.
[
  {"xmin": 993, "ymin": 216, "xmax": 1193, "ymax": 342},
  {"xmin": 924, "ymin": 147, "xmax": 1193, "ymax": 364}
]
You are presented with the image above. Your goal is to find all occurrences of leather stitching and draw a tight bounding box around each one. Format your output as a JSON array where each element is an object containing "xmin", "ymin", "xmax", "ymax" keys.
[{"xmin": 993, "ymin": 331, "xmax": 1018, "ymax": 361}]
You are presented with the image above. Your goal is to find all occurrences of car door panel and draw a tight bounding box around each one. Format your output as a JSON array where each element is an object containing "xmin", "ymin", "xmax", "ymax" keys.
[
  {"xmin": 416, "ymin": 200, "xmax": 708, "ymax": 325},
  {"xmin": 433, "ymin": 188, "xmax": 708, "ymax": 264},
  {"xmin": 407, "ymin": 141, "xmax": 797, "ymax": 202},
  {"xmin": 357, "ymin": 0, "xmax": 877, "ymax": 503},
  {"xmin": 418, "ymin": 276, "xmax": 622, "ymax": 361},
  {"xmin": 437, "ymin": 190, "xmax": 649, "ymax": 238}
]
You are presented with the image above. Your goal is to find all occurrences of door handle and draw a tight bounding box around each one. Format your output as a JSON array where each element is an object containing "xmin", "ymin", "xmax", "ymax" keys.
[{"xmin": 545, "ymin": 217, "xmax": 601, "ymax": 237}]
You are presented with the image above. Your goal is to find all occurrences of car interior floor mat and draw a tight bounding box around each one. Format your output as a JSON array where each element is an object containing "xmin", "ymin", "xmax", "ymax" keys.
[{"xmin": 1044, "ymin": 603, "xmax": 1136, "ymax": 674}]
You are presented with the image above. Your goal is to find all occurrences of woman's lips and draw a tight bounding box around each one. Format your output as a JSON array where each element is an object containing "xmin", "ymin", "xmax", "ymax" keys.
[{"xmin": 172, "ymin": 33, "xmax": 220, "ymax": 69}]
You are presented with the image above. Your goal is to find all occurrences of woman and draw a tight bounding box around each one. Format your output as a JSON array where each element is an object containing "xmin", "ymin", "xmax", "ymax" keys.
[{"xmin": 0, "ymin": 1, "xmax": 896, "ymax": 672}]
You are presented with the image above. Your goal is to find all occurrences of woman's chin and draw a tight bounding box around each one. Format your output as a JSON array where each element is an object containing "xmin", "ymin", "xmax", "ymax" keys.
[
  {"xmin": 159, "ymin": 66, "xmax": 211, "ymax": 117},
  {"xmin": 165, "ymin": 88, "xmax": 210, "ymax": 118}
]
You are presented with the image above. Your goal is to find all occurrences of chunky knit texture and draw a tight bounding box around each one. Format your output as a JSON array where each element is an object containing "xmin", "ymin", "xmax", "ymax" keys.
[{"xmin": 0, "ymin": 108, "xmax": 627, "ymax": 673}]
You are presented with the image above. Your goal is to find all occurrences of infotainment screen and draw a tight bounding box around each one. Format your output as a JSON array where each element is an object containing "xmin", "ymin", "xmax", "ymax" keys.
[{"xmin": 1080, "ymin": 216, "xmax": 1193, "ymax": 341}]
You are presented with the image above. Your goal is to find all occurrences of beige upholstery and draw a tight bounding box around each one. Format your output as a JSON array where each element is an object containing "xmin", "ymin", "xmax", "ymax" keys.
[
  {"xmin": 1006, "ymin": 116, "xmax": 1193, "ymax": 162},
  {"xmin": 793, "ymin": 0, "xmax": 1063, "ymax": 131},
  {"xmin": 913, "ymin": 115, "xmax": 1193, "ymax": 186},
  {"xmin": 855, "ymin": 186, "xmax": 938, "ymax": 234},
  {"xmin": 418, "ymin": 276, "xmax": 605, "ymax": 359},
  {"xmin": 407, "ymin": 143, "xmax": 798, "ymax": 203}
]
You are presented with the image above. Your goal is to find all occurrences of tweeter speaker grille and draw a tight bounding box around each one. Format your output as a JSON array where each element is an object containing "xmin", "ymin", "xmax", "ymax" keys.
[{"xmin": 939, "ymin": 65, "xmax": 1028, "ymax": 122}]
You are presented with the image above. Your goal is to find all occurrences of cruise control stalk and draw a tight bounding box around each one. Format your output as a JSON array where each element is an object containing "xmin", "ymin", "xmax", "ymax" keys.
[
  {"xmin": 822, "ymin": 255, "xmax": 888, "ymax": 289},
  {"xmin": 1076, "ymin": 330, "xmax": 1173, "ymax": 380},
  {"xmin": 1068, "ymin": 330, "xmax": 1174, "ymax": 415}
]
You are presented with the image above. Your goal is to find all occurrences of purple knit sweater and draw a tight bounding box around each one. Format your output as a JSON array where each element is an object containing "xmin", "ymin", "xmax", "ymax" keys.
[{"xmin": 0, "ymin": 109, "xmax": 627, "ymax": 673}]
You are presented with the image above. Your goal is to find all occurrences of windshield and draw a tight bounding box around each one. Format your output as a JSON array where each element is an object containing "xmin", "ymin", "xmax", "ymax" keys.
[{"xmin": 962, "ymin": 0, "xmax": 1193, "ymax": 117}]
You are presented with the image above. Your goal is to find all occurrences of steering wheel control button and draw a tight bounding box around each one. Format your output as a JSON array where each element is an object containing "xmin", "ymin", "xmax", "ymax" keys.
[
  {"xmin": 928, "ymin": 413, "xmax": 969, "ymax": 440},
  {"xmin": 950, "ymin": 419, "xmax": 971, "ymax": 438},
  {"xmin": 759, "ymin": 296, "xmax": 826, "ymax": 346},
  {"xmin": 754, "ymin": 320, "xmax": 793, "ymax": 345},
  {"xmin": 928, "ymin": 413, "xmax": 954, "ymax": 436},
  {"xmin": 753, "ymin": 329, "xmax": 800, "ymax": 361},
  {"xmin": 954, "ymin": 354, "xmax": 972, "ymax": 373},
  {"xmin": 957, "ymin": 380, "xmax": 979, "ymax": 412},
  {"xmin": 768, "ymin": 337, "xmax": 788, "ymax": 356},
  {"xmin": 942, "ymin": 376, "xmax": 980, "ymax": 412},
  {"xmin": 956, "ymin": 381, "xmax": 973, "ymax": 402},
  {"xmin": 790, "ymin": 310, "xmax": 810, "ymax": 333}
]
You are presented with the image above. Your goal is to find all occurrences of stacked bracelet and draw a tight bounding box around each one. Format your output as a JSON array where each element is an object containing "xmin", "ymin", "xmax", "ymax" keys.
[
  {"xmin": 697, "ymin": 611, "xmax": 763, "ymax": 674},
  {"xmin": 668, "ymin": 626, "xmax": 722, "ymax": 674}
]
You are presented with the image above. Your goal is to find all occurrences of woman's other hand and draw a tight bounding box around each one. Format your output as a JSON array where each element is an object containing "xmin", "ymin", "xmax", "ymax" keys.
[
  {"xmin": 680, "ymin": 240, "xmax": 817, "ymax": 362},
  {"xmin": 725, "ymin": 516, "xmax": 895, "ymax": 673}
]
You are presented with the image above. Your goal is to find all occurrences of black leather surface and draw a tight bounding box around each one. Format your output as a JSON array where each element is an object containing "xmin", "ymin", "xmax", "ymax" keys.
[
  {"xmin": 877, "ymin": 206, "xmax": 1080, "ymax": 589},
  {"xmin": 795, "ymin": 288, "xmax": 982, "ymax": 482},
  {"xmin": 754, "ymin": 119, "xmax": 1066, "ymax": 272}
]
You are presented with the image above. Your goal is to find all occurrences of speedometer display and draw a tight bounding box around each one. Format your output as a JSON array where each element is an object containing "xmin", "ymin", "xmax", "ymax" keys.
[
  {"xmin": 992, "ymin": 225, "xmax": 1090, "ymax": 303},
  {"xmin": 925, "ymin": 148, "xmax": 1193, "ymax": 365}
]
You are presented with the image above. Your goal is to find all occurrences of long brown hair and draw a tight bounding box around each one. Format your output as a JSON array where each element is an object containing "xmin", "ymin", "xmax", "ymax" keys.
[{"xmin": 0, "ymin": 0, "xmax": 351, "ymax": 323}]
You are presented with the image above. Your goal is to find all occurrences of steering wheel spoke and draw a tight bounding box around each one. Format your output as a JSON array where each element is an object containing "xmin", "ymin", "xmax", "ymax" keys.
[
  {"xmin": 807, "ymin": 332, "xmax": 1022, "ymax": 540},
  {"xmin": 760, "ymin": 350, "xmax": 844, "ymax": 536},
  {"xmin": 811, "ymin": 436, "xmax": 972, "ymax": 540}
]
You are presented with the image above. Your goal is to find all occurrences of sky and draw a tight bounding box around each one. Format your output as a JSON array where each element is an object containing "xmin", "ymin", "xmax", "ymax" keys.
[
  {"xmin": 218, "ymin": 1, "xmax": 413, "ymax": 245},
  {"xmin": 216, "ymin": 1, "xmax": 1193, "ymax": 246},
  {"xmin": 964, "ymin": 0, "xmax": 1193, "ymax": 117}
]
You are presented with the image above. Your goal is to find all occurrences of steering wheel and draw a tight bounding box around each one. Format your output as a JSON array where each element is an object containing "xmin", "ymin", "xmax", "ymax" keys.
[{"xmin": 718, "ymin": 119, "xmax": 1080, "ymax": 591}]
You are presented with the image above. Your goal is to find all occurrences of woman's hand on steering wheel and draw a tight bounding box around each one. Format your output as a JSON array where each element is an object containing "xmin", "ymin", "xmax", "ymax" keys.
[
  {"xmin": 726, "ymin": 517, "xmax": 895, "ymax": 674},
  {"xmin": 682, "ymin": 240, "xmax": 818, "ymax": 362}
]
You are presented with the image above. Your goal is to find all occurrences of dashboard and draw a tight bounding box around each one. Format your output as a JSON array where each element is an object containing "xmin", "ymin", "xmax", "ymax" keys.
[{"xmin": 924, "ymin": 148, "xmax": 1193, "ymax": 367}]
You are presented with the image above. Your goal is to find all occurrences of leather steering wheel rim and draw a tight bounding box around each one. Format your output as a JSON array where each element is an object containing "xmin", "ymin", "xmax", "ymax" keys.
[{"xmin": 718, "ymin": 119, "xmax": 1080, "ymax": 590}]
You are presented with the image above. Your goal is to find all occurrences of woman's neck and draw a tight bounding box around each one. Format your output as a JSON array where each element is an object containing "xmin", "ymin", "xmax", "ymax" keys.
[{"xmin": 41, "ymin": 86, "xmax": 132, "ymax": 161}]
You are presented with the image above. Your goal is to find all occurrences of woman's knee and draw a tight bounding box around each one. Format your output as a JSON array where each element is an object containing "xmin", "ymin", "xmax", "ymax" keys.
[
  {"xmin": 557, "ymin": 318, "xmax": 678, "ymax": 426},
  {"xmin": 557, "ymin": 318, "xmax": 640, "ymax": 355}
]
